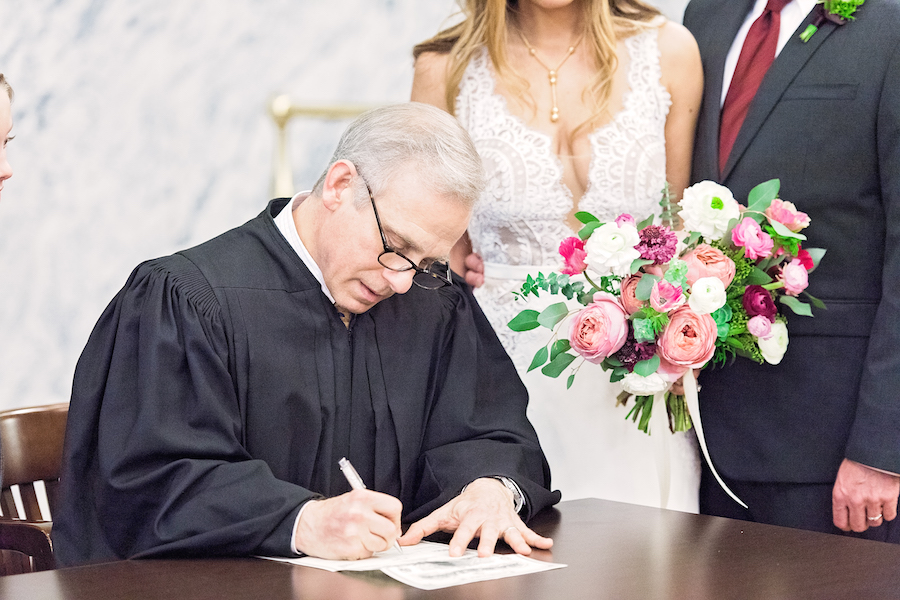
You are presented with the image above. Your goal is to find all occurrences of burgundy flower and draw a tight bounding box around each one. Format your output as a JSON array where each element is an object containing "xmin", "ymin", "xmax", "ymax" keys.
[
  {"xmin": 614, "ymin": 326, "xmax": 658, "ymax": 372},
  {"xmin": 636, "ymin": 225, "xmax": 678, "ymax": 265},
  {"xmin": 742, "ymin": 285, "xmax": 777, "ymax": 322}
]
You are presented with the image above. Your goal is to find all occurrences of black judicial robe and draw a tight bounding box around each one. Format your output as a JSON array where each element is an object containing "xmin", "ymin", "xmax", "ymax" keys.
[{"xmin": 52, "ymin": 199, "xmax": 560, "ymax": 566}]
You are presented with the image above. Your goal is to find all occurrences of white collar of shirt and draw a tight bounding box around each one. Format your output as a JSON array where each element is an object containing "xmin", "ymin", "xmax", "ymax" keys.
[
  {"xmin": 274, "ymin": 192, "xmax": 336, "ymax": 304},
  {"xmin": 721, "ymin": 0, "xmax": 818, "ymax": 105}
]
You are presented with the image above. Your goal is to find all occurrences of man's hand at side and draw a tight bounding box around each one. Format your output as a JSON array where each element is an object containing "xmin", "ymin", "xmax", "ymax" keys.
[
  {"xmin": 294, "ymin": 490, "xmax": 402, "ymax": 560},
  {"xmin": 832, "ymin": 458, "xmax": 900, "ymax": 532},
  {"xmin": 398, "ymin": 477, "xmax": 553, "ymax": 558}
]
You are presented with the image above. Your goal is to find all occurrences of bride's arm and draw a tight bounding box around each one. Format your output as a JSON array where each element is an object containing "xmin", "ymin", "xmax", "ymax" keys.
[{"xmin": 658, "ymin": 21, "xmax": 704, "ymax": 202}]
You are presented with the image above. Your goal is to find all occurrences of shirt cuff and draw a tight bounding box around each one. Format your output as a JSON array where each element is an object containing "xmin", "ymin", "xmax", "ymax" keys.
[
  {"xmin": 461, "ymin": 476, "xmax": 526, "ymax": 514},
  {"xmin": 291, "ymin": 499, "xmax": 319, "ymax": 555}
]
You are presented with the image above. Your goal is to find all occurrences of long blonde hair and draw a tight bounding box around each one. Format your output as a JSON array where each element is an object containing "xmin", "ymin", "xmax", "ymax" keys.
[{"xmin": 413, "ymin": 0, "xmax": 661, "ymax": 128}]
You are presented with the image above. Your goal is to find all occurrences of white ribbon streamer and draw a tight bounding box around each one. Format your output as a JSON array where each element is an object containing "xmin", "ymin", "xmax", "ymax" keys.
[
  {"xmin": 682, "ymin": 369, "xmax": 748, "ymax": 508},
  {"xmin": 650, "ymin": 389, "xmax": 671, "ymax": 509}
]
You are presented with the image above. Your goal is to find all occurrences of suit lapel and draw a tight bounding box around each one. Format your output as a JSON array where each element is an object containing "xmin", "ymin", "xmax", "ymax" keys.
[
  {"xmin": 694, "ymin": 0, "xmax": 756, "ymax": 182},
  {"xmin": 722, "ymin": 9, "xmax": 839, "ymax": 180}
]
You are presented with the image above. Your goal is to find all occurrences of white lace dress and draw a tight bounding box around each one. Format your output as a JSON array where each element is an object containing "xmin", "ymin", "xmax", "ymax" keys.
[{"xmin": 456, "ymin": 30, "xmax": 700, "ymax": 511}]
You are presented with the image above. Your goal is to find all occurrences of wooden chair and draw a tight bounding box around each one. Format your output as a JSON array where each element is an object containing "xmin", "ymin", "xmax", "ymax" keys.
[
  {"xmin": 0, "ymin": 521, "xmax": 54, "ymax": 574},
  {"xmin": 0, "ymin": 403, "xmax": 68, "ymax": 521}
]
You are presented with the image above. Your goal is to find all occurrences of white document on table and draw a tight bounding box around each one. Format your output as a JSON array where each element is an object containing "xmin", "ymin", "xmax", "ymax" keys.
[{"xmin": 259, "ymin": 541, "xmax": 566, "ymax": 589}]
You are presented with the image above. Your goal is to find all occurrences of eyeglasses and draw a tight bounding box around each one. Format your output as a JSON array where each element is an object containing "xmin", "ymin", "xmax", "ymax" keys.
[{"xmin": 363, "ymin": 178, "xmax": 452, "ymax": 290}]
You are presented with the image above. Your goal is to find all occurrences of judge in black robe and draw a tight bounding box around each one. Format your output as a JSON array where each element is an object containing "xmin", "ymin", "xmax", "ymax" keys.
[{"xmin": 52, "ymin": 104, "xmax": 560, "ymax": 566}]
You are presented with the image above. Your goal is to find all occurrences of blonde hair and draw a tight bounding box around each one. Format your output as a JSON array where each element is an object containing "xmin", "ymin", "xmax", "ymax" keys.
[
  {"xmin": 0, "ymin": 74, "xmax": 12, "ymax": 102},
  {"xmin": 413, "ymin": 0, "xmax": 661, "ymax": 130}
]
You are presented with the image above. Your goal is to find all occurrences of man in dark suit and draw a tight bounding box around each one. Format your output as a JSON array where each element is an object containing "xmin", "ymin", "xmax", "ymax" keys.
[{"xmin": 683, "ymin": 0, "xmax": 900, "ymax": 541}]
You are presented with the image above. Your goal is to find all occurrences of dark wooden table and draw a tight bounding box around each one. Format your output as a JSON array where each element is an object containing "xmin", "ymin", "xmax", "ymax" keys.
[{"xmin": 4, "ymin": 498, "xmax": 900, "ymax": 599}]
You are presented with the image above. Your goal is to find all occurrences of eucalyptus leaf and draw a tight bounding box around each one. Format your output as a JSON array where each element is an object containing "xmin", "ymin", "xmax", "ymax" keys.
[
  {"xmin": 578, "ymin": 221, "xmax": 601, "ymax": 240},
  {"xmin": 527, "ymin": 346, "xmax": 549, "ymax": 372},
  {"xmin": 508, "ymin": 310, "xmax": 540, "ymax": 331},
  {"xmin": 541, "ymin": 352, "xmax": 576, "ymax": 378},
  {"xmin": 575, "ymin": 211, "xmax": 599, "ymax": 224},
  {"xmin": 747, "ymin": 179, "xmax": 780, "ymax": 212},
  {"xmin": 745, "ymin": 267, "xmax": 774, "ymax": 285},
  {"xmin": 636, "ymin": 215, "xmax": 654, "ymax": 230},
  {"xmin": 633, "ymin": 355, "xmax": 660, "ymax": 377},
  {"xmin": 635, "ymin": 273, "xmax": 660, "ymax": 301},
  {"xmin": 779, "ymin": 294, "xmax": 813, "ymax": 317},
  {"xmin": 537, "ymin": 302, "xmax": 570, "ymax": 329},
  {"xmin": 550, "ymin": 339, "xmax": 571, "ymax": 361},
  {"xmin": 768, "ymin": 219, "xmax": 807, "ymax": 241},
  {"xmin": 803, "ymin": 291, "xmax": 827, "ymax": 311},
  {"xmin": 566, "ymin": 373, "xmax": 576, "ymax": 389},
  {"xmin": 630, "ymin": 258, "xmax": 655, "ymax": 274}
]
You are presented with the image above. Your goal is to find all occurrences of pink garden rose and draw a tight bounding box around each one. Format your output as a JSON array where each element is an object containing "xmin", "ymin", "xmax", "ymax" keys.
[
  {"xmin": 681, "ymin": 243, "xmax": 736, "ymax": 288},
  {"xmin": 747, "ymin": 315, "xmax": 773, "ymax": 339},
  {"xmin": 731, "ymin": 217, "xmax": 774, "ymax": 259},
  {"xmin": 649, "ymin": 280, "xmax": 685, "ymax": 313},
  {"xmin": 765, "ymin": 198, "xmax": 810, "ymax": 232},
  {"xmin": 559, "ymin": 236, "xmax": 588, "ymax": 275},
  {"xmin": 620, "ymin": 274, "xmax": 647, "ymax": 315},
  {"xmin": 657, "ymin": 306, "xmax": 717, "ymax": 369},
  {"xmin": 569, "ymin": 292, "xmax": 629, "ymax": 364},
  {"xmin": 779, "ymin": 258, "xmax": 809, "ymax": 296}
]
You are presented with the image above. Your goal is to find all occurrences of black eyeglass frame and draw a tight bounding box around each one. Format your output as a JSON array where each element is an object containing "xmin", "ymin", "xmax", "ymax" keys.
[{"xmin": 362, "ymin": 178, "xmax": 452, "ymax": 290}]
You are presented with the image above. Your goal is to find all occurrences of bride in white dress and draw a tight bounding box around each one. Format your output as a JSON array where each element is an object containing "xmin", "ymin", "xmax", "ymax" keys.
[{"xmin": 412, "ymin": 0, "xmax": 703, "ymax": 511}]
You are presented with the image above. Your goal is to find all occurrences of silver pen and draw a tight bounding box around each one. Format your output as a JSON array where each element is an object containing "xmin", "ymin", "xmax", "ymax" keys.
[{"xmin": 338, "ymin": 457, "xmax": 403, "ymax": 553}]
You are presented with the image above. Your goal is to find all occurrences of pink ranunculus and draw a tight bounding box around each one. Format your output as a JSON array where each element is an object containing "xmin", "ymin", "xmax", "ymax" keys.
[
  {"xmin": 649, "ymin": 280, "xmax": 685, "ymax": 313},
  {"xmin": 765, "ymin": 198, "xmax": 810, "ymax": 233},
  {"xmin": 615, "ymin": 213, "xmax": 636, "ymax": 228},
  {"xmin": 569, "ymin": 292, "xmax": 629, "ymax": 364},
  {"xmin": 620, "ymin": 274, "xmax": 647, "ymax": 315},
  {"xmin": 731, "ymin": 217, "xmax": 774, "ymax": 260},
  {"xmin": 559, "ymin": 236, "xmax": 588, "ymax": 275},
  {"xmin": 657, "ymin": 306, "xmax": 717, "ymax": 369},
  {"xmin": 681, "ymin": 243, "xmax": 736, "ymax": 288},
  {"xmin": 747, "ymin": 315, "xmax": 773, "ymax": 339},
  {"xmin": 742, "ymin": 285, "xmax": 777, "ymax": 322},
  {"xmin": 779, "ymin": 258, "xmax": 809, "ymax": 296}
]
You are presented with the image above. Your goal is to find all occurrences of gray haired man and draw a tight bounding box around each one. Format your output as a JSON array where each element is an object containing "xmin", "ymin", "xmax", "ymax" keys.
[{"xmin": 53, "ymin": 103, "xmax": 560, "ymax": 566}]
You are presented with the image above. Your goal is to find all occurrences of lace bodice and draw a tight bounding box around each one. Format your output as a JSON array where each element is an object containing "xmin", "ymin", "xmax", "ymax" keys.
[{"xmin": 457, "ymin": 29, "xmax": 672, "ymax": 271}]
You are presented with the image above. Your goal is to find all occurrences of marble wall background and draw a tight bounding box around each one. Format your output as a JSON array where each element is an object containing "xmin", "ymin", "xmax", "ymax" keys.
[{"xmin": 0, "ymin": 0, "xmax": 688, "ymax": 411}]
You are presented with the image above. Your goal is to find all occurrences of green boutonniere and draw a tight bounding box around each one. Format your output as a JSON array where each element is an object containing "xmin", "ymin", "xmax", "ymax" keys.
[{"xmin": 800, "ymin": 0, "xmax": 865, "ymax": 43}]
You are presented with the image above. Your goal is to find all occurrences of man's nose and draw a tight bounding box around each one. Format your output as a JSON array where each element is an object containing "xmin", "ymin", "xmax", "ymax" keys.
[{"xmin": 382, "ymin": 267, "xmax": 415, "ymax": 295}]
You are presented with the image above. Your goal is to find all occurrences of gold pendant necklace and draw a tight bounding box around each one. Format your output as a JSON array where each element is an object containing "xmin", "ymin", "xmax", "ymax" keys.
[{"xmin": 517, "ymin": 29, "xmax": 584, "ymax": 123}]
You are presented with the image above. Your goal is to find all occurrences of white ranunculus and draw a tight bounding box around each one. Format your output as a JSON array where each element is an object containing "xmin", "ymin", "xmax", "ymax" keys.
[
  {"xmin": 621, "ymin": 371, "xmax": 671, "ymax": 396},
  {"xmin": 678, "ymin": 181, "xmax": 741, "ymax": 241},
  {"xmin": 688, "ymin": 277, "xmax": 727, "ymax": 315},
  {"xmin": 758, "ymin": 321, "xmax": 789, "ymax": 365},
  {"xmin": 584, "ymin": 222, "xmax": 641, "ymax": 278}
]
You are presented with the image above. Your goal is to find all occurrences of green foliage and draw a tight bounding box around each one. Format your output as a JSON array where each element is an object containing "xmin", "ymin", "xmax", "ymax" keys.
[
  {"xmin": 666, "ymin": 393, "xmax": 693, "ymax": 433},
  {"xmin": 658, "ymin": 182, "xmax": 677, "ymax": 229},
  {"xmin": 575, "ymin": 211, "xmax": 599, "ymax": 224},
  {"xmin": 636, "ymin": 214, "xmax": 655, "ymax": 231},
  {"xmin": 542, "ymin": 352, "xmax": 576, "ymax": 377},
  {"xmin": 663, "ymin": 258, "xmax": 688, "ymax": 288},
  {"xmin": 746, "ymin": 179, "xmax": 780, "ymax": 217},
  {"xmin": 513, "ymin": 272, "xmax": 589, "ymax": 304},
  {"xmin": 826, "ymin": 0, "xmax": 865, "ymax": 20},
  {"xmin": 779, "ymin": 294, "xmax": 813, "ymax": 317},
  {"xmin": 635, "ymin": 274, "xmax": 659, "ymax": 301},
  {"xmin": 527, "ymin": 346, "xmax": 549, "ymax": 372},
  {"xmin": 550, "ymin": 339, "xmax": 571, "ymax": 361},
  {"xmin": 634, "ymin": 354, "xmax": 660, "ymax": 377},
  {"xmin": 625, "ymin": 395, "xmax": 654, "ymax": 434},
  {"xmin": 578, "ymin": 221, "xmax": 601, "ymax": 240},
  {"xmin": 537, "ymin": 302, "xmax": 570, "ymax": 329},
  {"xmin": 508, "ymin": 310, "xmax": 540, "ymax": 332}
]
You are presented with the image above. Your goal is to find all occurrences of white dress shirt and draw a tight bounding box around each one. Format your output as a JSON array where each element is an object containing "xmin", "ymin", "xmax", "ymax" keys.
[{"xmin": 721, "ymin": 0, "xmax": 818, "ymax": 105}]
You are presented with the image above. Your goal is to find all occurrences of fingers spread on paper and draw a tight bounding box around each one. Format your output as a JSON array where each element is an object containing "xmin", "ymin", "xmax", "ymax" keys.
[{"xmin": 399, "ymin": 477, "xmax": 552, "ymax": 558}]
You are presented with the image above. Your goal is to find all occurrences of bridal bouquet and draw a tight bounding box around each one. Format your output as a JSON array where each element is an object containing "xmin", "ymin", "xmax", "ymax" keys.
[{"xmin": 509, "ymin": 179, "xmax": 826, "ymax": 435}]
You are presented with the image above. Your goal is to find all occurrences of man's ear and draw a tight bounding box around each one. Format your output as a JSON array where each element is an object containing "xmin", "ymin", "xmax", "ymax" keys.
[{"xmin": 321, "ymin": 160, "xmax": 356, "ymax": 212}]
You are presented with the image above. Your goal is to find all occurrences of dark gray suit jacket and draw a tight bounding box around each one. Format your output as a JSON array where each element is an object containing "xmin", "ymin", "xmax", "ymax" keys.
[{"xmin": 684, "ymin": 0, "xmax": 900, "ymax": 482}]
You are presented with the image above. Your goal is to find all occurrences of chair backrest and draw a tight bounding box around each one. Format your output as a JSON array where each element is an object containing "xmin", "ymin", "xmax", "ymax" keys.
[
  {"xmin": 0, "ymin": 521, "xmax": 54, "ymax": 574},
  {"xmin": 0, "ymin": 403, "xmax": 68, "ymax": 521}
]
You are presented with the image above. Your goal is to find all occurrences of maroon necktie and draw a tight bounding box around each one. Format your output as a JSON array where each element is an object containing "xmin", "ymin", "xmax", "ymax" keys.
[{"xmin": 719, "ymin": 0, "xmax": 791, "ymax": 173}]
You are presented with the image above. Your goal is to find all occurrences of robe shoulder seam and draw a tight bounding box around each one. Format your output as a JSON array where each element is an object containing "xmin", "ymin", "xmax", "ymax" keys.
[{"xmin": 154, "ymin": 254, "xmax": 222, "ymax": 321}]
